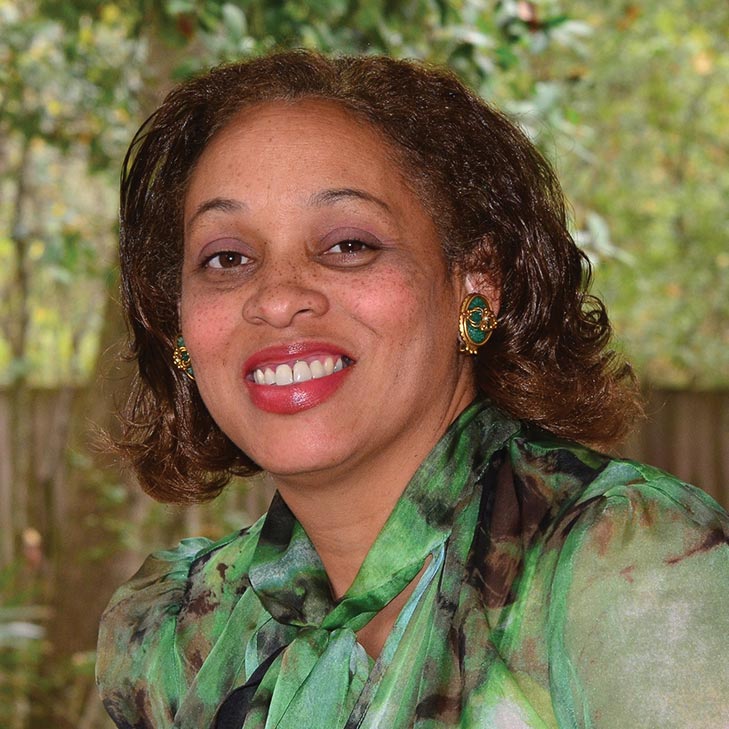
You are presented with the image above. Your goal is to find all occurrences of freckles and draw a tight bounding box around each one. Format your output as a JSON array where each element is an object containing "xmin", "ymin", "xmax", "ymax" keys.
[
  {"xmin": 179, "ymin": 284, "xmax": 209, "ymax": 319},
  {"xmin": 347, "ymin": 285, "xmax": 411, "ymax": 325},
  {"xmin": 183, "ymin": 306, "xmax": 235, "ymax": 356},
  {"xmin": 344, "ymin": 263, "xmax": 421, "ymax": 313}
]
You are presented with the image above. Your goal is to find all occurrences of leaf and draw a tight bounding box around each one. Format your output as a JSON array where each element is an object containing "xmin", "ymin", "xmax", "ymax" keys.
[
  {"xmin": 221, "ymin": 2, "xmax": 247, "ymax": 40},
  {"xmin": 166, "ymin": 0, "xmax": 198, "ymax": 15}
]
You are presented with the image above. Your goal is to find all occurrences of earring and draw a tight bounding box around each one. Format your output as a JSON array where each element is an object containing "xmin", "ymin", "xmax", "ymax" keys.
[
  {"xmin": 458, "ymin": 293, "xmax": 497, "ymax": 355},
  {"xmin": 172, "ymin": 335, "xmax": 195, "ymax": 380}
]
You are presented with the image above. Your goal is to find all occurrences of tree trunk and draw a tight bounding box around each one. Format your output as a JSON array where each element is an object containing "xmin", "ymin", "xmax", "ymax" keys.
[
  {"xmin": 31, "ymin": 26, "xmax": 194, "ymax": 724},
  {"xmin": 0, "ymin": 391, "xmax": 14, "ymax": 566}
]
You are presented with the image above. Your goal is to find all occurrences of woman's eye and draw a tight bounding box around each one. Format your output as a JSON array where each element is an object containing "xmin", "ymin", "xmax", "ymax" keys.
[
  {"xmin": 319, "ymin": 236, "xmax": 381, "ymax": 267},
  {"xmin": 205, "ymin": 251, "xmax": 250, "ymax": 269},
  {"xmin": 326, "ymin": 239, "xmax": 373, "ymax": 255}
]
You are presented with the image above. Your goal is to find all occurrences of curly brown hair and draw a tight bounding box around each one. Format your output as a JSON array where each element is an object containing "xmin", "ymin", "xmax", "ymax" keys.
[{"xmin": 116, "ymin": 49, "xmax": 642, "ymax": 503}]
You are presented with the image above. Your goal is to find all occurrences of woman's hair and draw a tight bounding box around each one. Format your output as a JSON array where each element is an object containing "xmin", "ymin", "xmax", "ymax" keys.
[{"xmin": 117, "ymin": 49, "xmax": 642, "ymax": 502}]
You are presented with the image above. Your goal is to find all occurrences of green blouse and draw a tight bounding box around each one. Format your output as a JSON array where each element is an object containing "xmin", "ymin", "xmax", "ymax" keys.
[{"xmin": 97, "ymin": 401, "xmax": 729, "ymax": 728}]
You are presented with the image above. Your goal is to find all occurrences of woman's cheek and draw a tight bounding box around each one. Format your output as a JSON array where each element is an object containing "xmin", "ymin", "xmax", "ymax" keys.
[{"xmin": 342, "ymin": 264, "xmax": 427, "ymax": 327}]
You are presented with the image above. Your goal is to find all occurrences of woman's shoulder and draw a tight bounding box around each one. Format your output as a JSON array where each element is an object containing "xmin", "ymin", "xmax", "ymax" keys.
[
  {"xmin": 503, "ymin": 424, "xmax": 728, "ymax": 530},
  {"xmin": 96, "ymin": 516, "xmax": 266, "ymax": 726},
  {"xmin": 497, "ymin": 423, "xmax": 729, "ymax": 597},
  {"xmin": 478, "ymin": 421, "xmax": 727, "ymax": 608},
  {"xmin": 499, "ymin": 428, "xmax": 729, "ymax": 726},
  {"xmin": 539, "ymin": 442, "xmax": 729, "ymax": 590},
  {"xmin": 536, "ymin": 454, "xmax": 729, "ymax": 726},
  {"xmin": 100, "ymin": 516, "xmax": 265, "ymax": 625}
]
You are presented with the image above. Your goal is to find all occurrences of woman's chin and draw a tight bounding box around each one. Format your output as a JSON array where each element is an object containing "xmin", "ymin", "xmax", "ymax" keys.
[
  {"xmin": 230, "ymin": 422, "xmax": 349, "ymax": 484},
  {"xmin": 254, "ymin": 450, "xmax": 349, "ymax": 485}
]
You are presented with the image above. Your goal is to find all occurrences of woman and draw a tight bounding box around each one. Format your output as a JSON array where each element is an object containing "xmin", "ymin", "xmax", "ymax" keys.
[{"xmin": 97, "ymin": 51, "xmax": 729, "ymax": 728}]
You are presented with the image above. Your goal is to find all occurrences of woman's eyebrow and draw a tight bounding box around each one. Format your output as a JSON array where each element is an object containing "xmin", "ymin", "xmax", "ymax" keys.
[
  {"xmin": 307, "ymin": 187, "xmax": 391, "ymax": 212},
  {"xmin": 186, "ymin": 197, "xmax": 247, "ymax": 231},
  {"xmin": 186, "ymin": 189, "xmax": 390, "ymax": 233}
]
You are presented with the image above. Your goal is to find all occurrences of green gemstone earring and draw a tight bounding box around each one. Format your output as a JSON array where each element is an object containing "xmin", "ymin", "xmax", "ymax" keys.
[
  {"xmin": 172, "ymin": 334, "xmax": 195, "ymax": 380},
  {"xmin": 458, "ymin": 293, "xmax": 497, "ymax": 355}
]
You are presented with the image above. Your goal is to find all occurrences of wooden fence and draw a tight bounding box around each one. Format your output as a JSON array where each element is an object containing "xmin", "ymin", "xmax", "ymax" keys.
[
  {"xmin": 1, "ymin": 387, "xmax": 727, "ymax": 548},
  {"xmin": 621, "ymin": 389, "xmax": 729, "ymax": 508}
]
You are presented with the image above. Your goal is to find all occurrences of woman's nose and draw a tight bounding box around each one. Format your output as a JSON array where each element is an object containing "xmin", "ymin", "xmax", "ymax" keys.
[{"xmin": 241, "ymin": 265, "xmax": 329, "ymax": 328}]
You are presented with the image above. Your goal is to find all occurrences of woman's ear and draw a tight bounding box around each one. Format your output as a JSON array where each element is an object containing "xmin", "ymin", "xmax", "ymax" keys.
[{"xmin": 464, "ymin": 272, "xmax": 501, "ymax": 316}]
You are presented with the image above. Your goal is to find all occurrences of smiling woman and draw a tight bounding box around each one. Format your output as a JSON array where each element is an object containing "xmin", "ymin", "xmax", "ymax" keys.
[
  {"xmin": 97, "ymin": 51, "xmax": 729, "ymax": 728},
  {"xmin": 180, "ymin": 99, "xmax": 473, "ymax": 485}
]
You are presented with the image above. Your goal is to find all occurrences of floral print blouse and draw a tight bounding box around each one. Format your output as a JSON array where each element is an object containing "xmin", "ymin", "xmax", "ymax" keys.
[{"xmin": 97, "ymin": 400, "xmax": 729, "ymax": 728}]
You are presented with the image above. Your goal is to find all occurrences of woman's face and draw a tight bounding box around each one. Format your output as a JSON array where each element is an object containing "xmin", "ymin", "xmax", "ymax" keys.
[{"xmin": 180, "ymin": 99, "xmax": 479, "ymax": 484}]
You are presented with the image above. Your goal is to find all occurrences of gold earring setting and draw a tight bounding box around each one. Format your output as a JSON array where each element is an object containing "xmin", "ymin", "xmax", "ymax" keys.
[
  {"xmin": 458, "ymin": 293, "xmax": 496, "ymax": 355},
  {"xmin": 173, "ymin": 335, "xmax": 195, "ymax": 380}
]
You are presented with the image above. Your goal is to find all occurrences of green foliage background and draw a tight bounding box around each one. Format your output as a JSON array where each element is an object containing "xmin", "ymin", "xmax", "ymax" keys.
[
  {"xmin": 2, "ymin": 0, "xmax": 728, "ymax": 391},
  {"xmin": 554, "ymin": 1, "xmax": 729, "ymax": 387}
]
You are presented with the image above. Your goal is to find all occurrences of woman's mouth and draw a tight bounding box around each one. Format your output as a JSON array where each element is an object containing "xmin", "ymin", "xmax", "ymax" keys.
[
  {"xmin": 243, "ymin": 345, "xmax": 355, "ymax": 414},
  {"xmin": 250, "ymin": 355, "xmax": 353, "ymax": 386}
]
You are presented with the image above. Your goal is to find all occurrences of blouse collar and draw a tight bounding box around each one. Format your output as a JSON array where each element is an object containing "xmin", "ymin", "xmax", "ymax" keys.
[{"xmin": 248, "ymin": 399, "xmax": 518, "ymax": 632}]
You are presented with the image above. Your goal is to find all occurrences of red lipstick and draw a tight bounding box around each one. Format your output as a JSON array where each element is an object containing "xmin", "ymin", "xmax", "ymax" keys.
[{"xmin": 243, "ymin": 342, "xmax": 354, "ymax": 415}]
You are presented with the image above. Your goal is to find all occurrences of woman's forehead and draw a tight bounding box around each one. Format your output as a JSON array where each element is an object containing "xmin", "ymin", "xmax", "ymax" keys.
[
  {"xmin": 185, "ymin": 98, "xmax": 426, "ymax": 215},
  {"xmin": 212, "ymin": 97, "xmax": 381, "ymax": 150}
]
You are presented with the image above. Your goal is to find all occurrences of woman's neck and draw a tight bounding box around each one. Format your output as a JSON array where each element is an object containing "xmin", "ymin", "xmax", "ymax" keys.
[
  {"xmin": 270, "ymin": 386, "xmax": 476, "ymax": 597},
  {"xmin": 275, "ymin": 450, "xmax": 421, "ymax": 597},
  {"xmin": 275, "ymin": 458, "xmax": 436, "ymax": 660}
]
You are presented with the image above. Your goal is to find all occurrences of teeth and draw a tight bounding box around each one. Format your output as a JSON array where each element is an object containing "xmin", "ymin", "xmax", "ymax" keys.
[
  {"xmin": 275, "ymin": 363, "xmax": 293, "ymax": 385},
  {"xmin": 293, "ymin": 360, "xmax": 312, "ymax": 383},
  {"xmin": 253, "ymin": 357, "xmax": 349, "ymax": 386}
]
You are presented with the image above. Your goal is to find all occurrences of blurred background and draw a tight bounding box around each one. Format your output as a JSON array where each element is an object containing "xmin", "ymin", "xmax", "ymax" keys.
[{"xmin": 1, "ymin": 0, "xmax": 727, "ymax": 726}]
